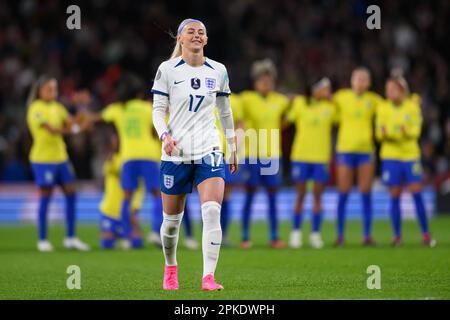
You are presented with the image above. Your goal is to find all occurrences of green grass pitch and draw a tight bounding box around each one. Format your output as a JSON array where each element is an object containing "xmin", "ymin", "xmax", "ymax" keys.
[{"xmin": 0, "ymin": 217, "xmax": 449, "ymax": 299}]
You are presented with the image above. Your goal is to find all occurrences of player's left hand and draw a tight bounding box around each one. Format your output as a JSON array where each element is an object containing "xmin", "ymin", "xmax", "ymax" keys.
[{"xmin": 228, "ymin": 151, "xmax": 238, "ymax": 174}]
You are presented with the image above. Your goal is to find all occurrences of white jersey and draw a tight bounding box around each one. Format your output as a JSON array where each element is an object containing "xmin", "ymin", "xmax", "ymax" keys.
[{"xmin": 152, "ymin": 57, "xmax": 231, "ymax": 162}]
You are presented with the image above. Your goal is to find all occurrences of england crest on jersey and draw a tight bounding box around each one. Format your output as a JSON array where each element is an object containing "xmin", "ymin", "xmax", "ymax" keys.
[
  {"xmin": 163, "ymin": 174, "xmax": 174, "ymax": 189},
  {"xmin": 205, "ymin": 78, "xmax": 216, "ymax": 90}
]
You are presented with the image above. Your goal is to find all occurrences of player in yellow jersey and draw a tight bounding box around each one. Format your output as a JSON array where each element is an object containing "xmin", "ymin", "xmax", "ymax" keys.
[
  {"xmin": 376, "ymin": 75, "xmax": 436, "ymax": 247},
  {"xmin": 86, "ymin": 74, "xmax": 163, "ymax": 244},
  {"xmin": 240, "ymin": 59, "xmax": 289, "ymax": 249},
  {"xmin": 27, "ymin": 75, "xmax": 90, "ymax": 252},
  {"xmin": 215, "ymin": 94, "xmax": 244, "ymax": 245},
  {"xmin": 286, "ymin": 78, "xmax": 336, "ymax": 249},
  {"xmin": 333, "ymin": 67, "xmax": 382, "ymax": 246},
  {"xmin": 100, "ymin": 135, "xmax": 145, "ymax": 249}
]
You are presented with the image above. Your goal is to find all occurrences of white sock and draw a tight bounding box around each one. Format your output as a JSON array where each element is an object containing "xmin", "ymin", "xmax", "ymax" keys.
[
  {"xmin": 201, "ymin": 201, "xmax": 222, "ymax": 277},
  {"xmin": 160, "ymin": 211, "xmax": 183, "ymax": 266}
]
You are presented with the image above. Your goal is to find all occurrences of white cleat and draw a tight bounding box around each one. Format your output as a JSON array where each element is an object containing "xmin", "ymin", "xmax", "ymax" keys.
[
  {"xmin": 37, "ymin": 240, "xmax": 54, "ymax": 252},
  {"xmin": 289, "ymin": 230, "xmax": 302, "ymax": 249},
  {"xmin": 147, "ymin": 232, "xmax": 162, "ymax": 247},
  {"xmin": 119, "ymin": 239, "xmax": 131, "ymax": 250},
  {"xmin": 309, "ymin": 232, "xmax": 324, "ymax": 249},
  {"xmin": 184, "ymin": 237, "xmax": 199, "ymax": 250},
  {"xmin": 63, "ymin": 238, "xmax": 90, "ymax": 251}
]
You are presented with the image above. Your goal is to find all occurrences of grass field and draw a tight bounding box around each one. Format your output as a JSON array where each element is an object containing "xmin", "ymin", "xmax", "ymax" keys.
[{"xmin": 0, "ymin": 217, "xmax": 449, "ymax": 300}]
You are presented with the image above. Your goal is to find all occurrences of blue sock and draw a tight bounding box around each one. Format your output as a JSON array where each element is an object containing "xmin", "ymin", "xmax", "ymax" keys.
[
  {"xmin": 242, "ymin": 192, "xmax": 254, "ymax": 241},
  {"xmin": 412, "ymin": 192, "xmax": 429, "ymax": 235},
  {"xmin": 131, "ymin": 237, "xmax": 143, "ymax": 248},
  {"xmin": 101, "ymin": 238, "xmax": 115, "ymax": 249},
  {"xmin": 362, "ymin": 192, "xmax": 372, "ymax": 238},
  {"xmin": 390, "ymin": 196, "xmax": 401, "ymax": 238},
  {"xmin": 293, "ymin": 212, "xmax": 303, "ymax": 230},
  {"xmin": 120, "ymin": 198, "xmax": 131, "ymax": 238},
  {"xmin": 312, "ymin": 212, "xmax": 322, "ymax": 233},
  {"xmin": 65, "ymin": 193, "xmax": 76, "ymax": 238},
  {"xmin": 220, "ymin": 199, "xmax": 230, "ymax": 237},
  {"xmin": 152, "ymin": 195, "xmax": 163, "ymax": 233},
  {"xmin": 268, "ymin": 192, "xmax": 278, "ymax": 241},
  {"xmin": 183, "ymin": 203, "xmax": 193, "ymax": 238},
  {"xmin": 337, "ymin": 192, "xmax": 348, "ymax": 239},
  {"xmin": 38, "ymin": 195, "xmax": 50, "ymax": 240}
]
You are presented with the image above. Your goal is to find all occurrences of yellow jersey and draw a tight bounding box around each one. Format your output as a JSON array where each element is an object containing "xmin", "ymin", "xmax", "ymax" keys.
[
  {"xmin": 100, "ymin": 154, "xmax": 145, "ymax": 219},
  {"xmin": 101, "ymin": 99, "xmax": 161, "ymax": 162},
  {"xmin": 287, "ymin": 96, "xmax": 336, "ymax": 163},
  {"xmin": 240, "ymin": 90, "xmax": 289, "ymax": 158},
  {"xmin": 27, "ymin": 99, "xmax": 69, "ymax": 163},
  {"xmin": 333, "ymin": 89, "xmax": 381, "ymax": 153},
  {"xmin": 215, "ymin": 94, "xmax": 244, "ymax": 160},
  {"xmin": 376, "ymin": 98, "xmax": 422, "ymax": 161}
]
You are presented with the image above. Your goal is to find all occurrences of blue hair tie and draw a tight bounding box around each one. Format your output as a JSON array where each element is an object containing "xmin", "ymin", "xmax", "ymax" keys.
[{"xmin": 177, "ymin": 19, "xmax": 205, "ymax": 35}]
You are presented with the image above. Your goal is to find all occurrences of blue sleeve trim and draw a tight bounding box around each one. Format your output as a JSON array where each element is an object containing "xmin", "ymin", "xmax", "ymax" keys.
[
  {"xmin": 216, "ymin": 92, "xmax": 231, "ymax": 97},
  {"xmin": 151, "ymin": 89, "xmax": 169, "ymax": 97}
]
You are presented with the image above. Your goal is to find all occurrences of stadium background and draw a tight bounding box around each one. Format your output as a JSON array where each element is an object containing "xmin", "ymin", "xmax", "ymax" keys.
[{"xmin": 0, "ymin": 0, "xmax": 449, "ymax": 224}]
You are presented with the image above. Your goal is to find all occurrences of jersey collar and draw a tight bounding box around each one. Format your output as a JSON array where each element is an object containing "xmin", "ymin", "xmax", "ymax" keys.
[{"xmin": 175, "ymin": 57, "xmax": 215, "ymax": 69}]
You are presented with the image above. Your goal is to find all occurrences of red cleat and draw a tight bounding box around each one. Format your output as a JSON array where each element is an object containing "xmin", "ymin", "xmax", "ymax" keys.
[
  {"xmin": 392, "ymin": 236, "xmax": 402, "ymax": 247},
  {"xmin": 334, "ymin": 237, "xmax": 344, "ymax": 247},
  {"xmin": 240, "ymin": 240, "xmax": 252, "ymax": 249},
  {"xmin": 422, "ymin": 233, "xmax": 437, "ymax": 247},
  {"xmin": 363, "ymin": 237, "xmax": 377, "ymax": 247},
  {"xmin": 270, "ymin": 239, "xmax": 286, "ymax": 249}
]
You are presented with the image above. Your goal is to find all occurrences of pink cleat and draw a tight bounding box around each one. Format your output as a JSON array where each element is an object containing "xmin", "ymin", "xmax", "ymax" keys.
[
  {"xmin": 163, "ymin": 265, "xmax": 179, "ymax": 290},
  {"xmin": 202, "ymin": 274, "xmax": 223, "ymax": 291}
]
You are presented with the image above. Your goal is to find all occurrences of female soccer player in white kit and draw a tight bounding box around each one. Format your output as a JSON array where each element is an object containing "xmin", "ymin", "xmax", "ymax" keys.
[{"xmin": 151, "ymin": 19, "xmax": 237, "ymax": 291}]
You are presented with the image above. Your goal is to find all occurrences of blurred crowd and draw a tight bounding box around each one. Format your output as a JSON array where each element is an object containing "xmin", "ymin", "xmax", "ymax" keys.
[{"xmin": 0, "ymin": 0, "xmax": 449, "ymax": 188}]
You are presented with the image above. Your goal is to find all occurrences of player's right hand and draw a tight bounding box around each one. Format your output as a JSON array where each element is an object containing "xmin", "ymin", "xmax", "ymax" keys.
[{"xmin": 163, "ymin": 134, "xmax": 180, "ymax": 156}]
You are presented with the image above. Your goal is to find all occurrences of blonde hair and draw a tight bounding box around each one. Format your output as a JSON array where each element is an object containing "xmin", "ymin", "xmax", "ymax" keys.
[
  {"xmin": 170, "ymin": 41, "xmax": 182, "ymax": 59},
  {"xmin": 251, "ymin": 58, "xmax": 277, "ymax": 81},
  {"xmin": 390, "ymin": 74, "xmax": 410, "ymax": 95},
  {"xmin": 170, "ymin": 18, "xmax": 206, "ymax": 60}
]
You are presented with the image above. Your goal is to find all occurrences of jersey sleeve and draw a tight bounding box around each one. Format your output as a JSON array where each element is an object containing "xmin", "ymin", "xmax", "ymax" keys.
[
  {"xmin": 57, "ymin": 103, "xmax": 69, "ymax": 122},
  {"xmin": 286, "ymin": 96, "xmax": 305, "ymax": 123},
  {"xmin": 404, "ymin": 101, "xmax": 422, "ymax": 139},
  {"xmin": 101, "ymin": 104, "xmax": 119, "ymax": 123},
  {"xmin": 151, "ymin": 63, "xmax": 170, "ymax": 97},
  {"xmin": 332, "ymin": 90, "xmax": 343, "ymax": 124},
  {"xmin": 217, "ymin": 66, "xmax": 231, "ymax": 96},
  {"xmin": 375, "ymin": 102, "xmax": 387, "ymax": 141}
]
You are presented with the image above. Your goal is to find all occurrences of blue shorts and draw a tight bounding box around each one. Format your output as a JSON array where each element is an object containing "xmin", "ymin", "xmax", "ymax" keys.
[
  {"xmin": 224, "ymin": 164, "xmax": 243, "ymax": 185},
  {"xmin": 121, "ymin": 160, "xmax": 159, "ymax": 192},
  {"xmin": 100, "ymin": 214, "xmax": 122, "ymax": 235},
  {"xmin": 242, "ymin": 158, "xmax": 282, "ymax": 188},
  {"xmin": 160, "ymin": 152, "xmax": 225, "ymax": 195},
  {"xmin": 336, "ymin": 153, "xmax": 373, "ymax": 168},
  {"xmin": 382, "ymin": 160, "xmax": 423, "ymax": 187},
  {"xmin": 291, "ymin": 162, "xmax": 329, "ymax": 183},
  {"xmin": 31, "ymin": 161, "xmax": 75, "ymax": 187}
]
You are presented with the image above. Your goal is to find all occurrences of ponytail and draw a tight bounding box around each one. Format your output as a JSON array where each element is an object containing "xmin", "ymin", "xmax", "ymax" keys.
[{"xmin": 170, "ymin": 40, "xmax": 182, "ymax": 59}]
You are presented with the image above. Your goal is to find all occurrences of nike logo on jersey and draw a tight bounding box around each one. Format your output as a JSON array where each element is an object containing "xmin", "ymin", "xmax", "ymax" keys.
[
  {"xmin": 211, "ymin": 168, "xmax": 222, "ymax": 172},
  {"xmin": 211, "ymin": 242, "xmax": 221, "ymax": 246},
  {"xmin": 174, "ymin": 80, "xmax": 185, "ymax": 85}
]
